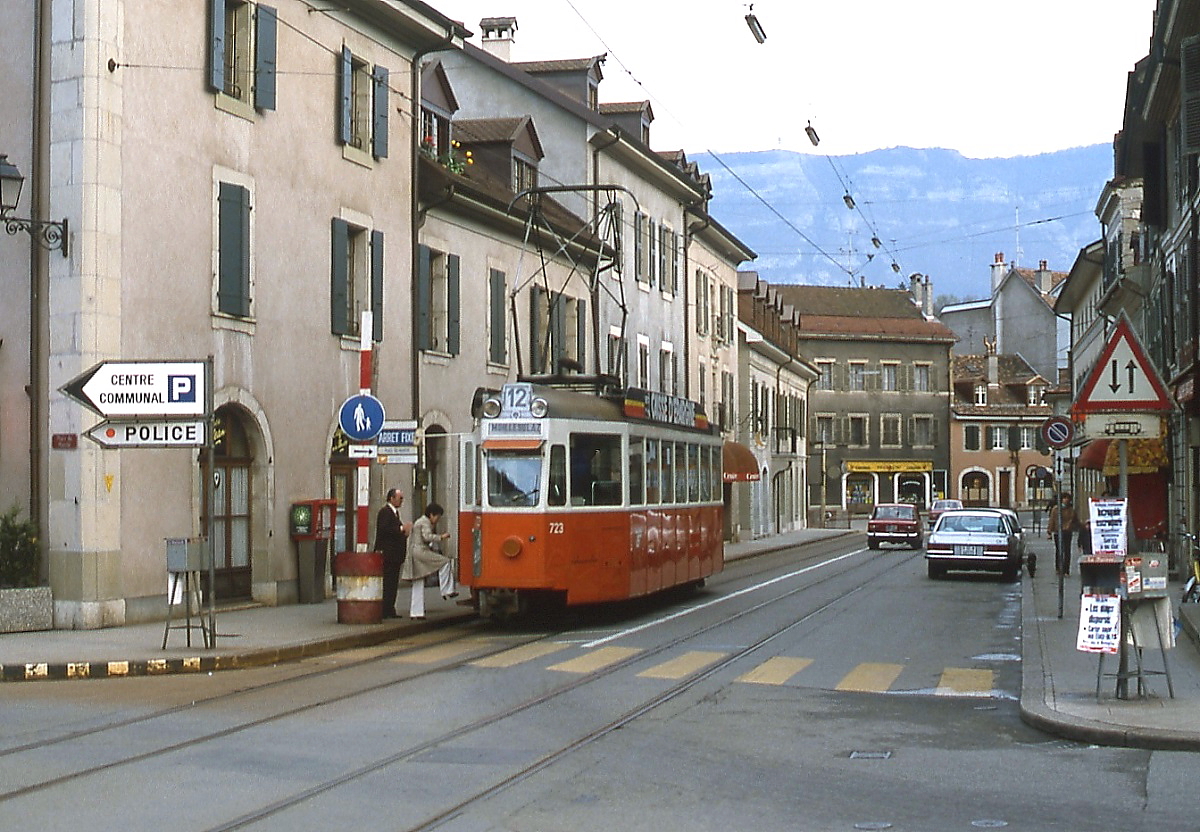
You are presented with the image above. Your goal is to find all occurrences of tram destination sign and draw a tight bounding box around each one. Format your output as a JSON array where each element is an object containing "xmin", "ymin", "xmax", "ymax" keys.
[{"xmin": 62, "ymin": 360, "xmax": 207, "ymax": 418}]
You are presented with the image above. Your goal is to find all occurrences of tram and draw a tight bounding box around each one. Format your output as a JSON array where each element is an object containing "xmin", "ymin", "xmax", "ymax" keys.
[{"xmin": 458, "ymin": 379, "xmax": 725, "ymax": 618}]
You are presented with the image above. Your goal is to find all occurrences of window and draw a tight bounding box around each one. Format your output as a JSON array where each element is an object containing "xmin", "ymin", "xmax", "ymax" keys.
[
  {"xmin": 607, "ymin": 329, "xmax": 626, "ymax": 379},
  {"xmin": 647, "ymin": 220, "xmax": 658, "ymax": 287},
  {"xmin": 659, "ymin": 225, "xmax": 677, "ymax": 295},
  {"xmin": 696, "ymin": 270, "xmax": 711, "ymax": 335},
  {"xmin": 638, "ymin": 338, "xmax": 650, "ymax": 388},
  {"xmin": 912, "ymin": 416, "xmax": 935, "ymax": 446},
  {"xmin": 815, "ymin": 414, "xmax": 834, "ymax": 445},
  {"xmin": 990, "ymin": 426, "xmax": 1007, "ymax": 450},
  {"xmin": 488, "ymin": 268, "xmax": 507, "ymax": 365},
  {"xmin": 849, "ymin": 415, "xmax": 867, "ymax": 447},
  {"xmin": 913, "ymin": 363, "xmax": 931, "ymax": 392},
  {"xmin": 698, "ymin": 361, "xmax": 707, "ymax": 413},
  {"xmin": 416, "ymin": 244, "xmax": 460, "ymax": 354},
  {"xmin": 849, "ymin": 362, "xmax": 867, "ymax": 391},
  {"xmin": 1021, "ymin": 426, "xmax": 1037, "ymax": 450},
  {"xmin": 881, "ymin": 414, "xmax": 901, "ymax": 446},
  {"xmin": 421, "ymin": 107, "xmax": 450, "ymax": 158},
  {"xmin": 1027, "ymin": 385, "xmax": 1044, "ymax": 406},
  {"xmin": 217, "ymin": 181, "xmax": 251, "ymax": 317},
  {"xmin": 721, "ymin": 370, "xmax": 734, "ymax": 430},
  {"xmin": 337, "ymin": 46, "xmax": 389, "ymax": 159},
  {"xmin": 207, "ymin": 1, "xmax": 277, "ymax": 112},
  {"xmin": 974, "ymin": 384, "xmax": 987, "ymax": 406},
  {"xmin": 529, "ymin": 288, "xmax": 585, "ymax": 373},
  {"xmin": 513, "ymin": 155, "xmax": 537, "ymax": 193},
  {"xmin": 881, "ymin": 363, "xmax": 898, "ymax": 392},
  {"xmin": 331, "ymin": 218, "xmax": 383, "ymax": 340},
  {"xmin": 815, "ymin": 360, "xmax": 835, "ymax": 391},
  {"xmin": 628, "ymin": 436, "xmax": 645, "ymax": 505},
  {"xmin": 634, "ymin": 211, "xmax": 648, "ymax": 283},
  {"xmin": 487, "ymin": 450, "xmax": 541, "ymax": 507},
  {"xmin": 661, "ymin": 441, "xmax": 675, "ymax": 503},
  {"xmin": 645, "ymin": 438, "xmax": 660, "ymax": 503},
  {"xmin": 569, "ymin": 433, "xmax": 622, "ymax": 506},
  {"xmin": 964, "ymin": 424, "xmax": 981, "ymax": 451}
]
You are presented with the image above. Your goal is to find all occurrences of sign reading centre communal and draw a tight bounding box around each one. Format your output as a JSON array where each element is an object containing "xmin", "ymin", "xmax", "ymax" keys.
[{"xmin": 61, "ymin": 360, "xmax": 207, "ymax": 418}]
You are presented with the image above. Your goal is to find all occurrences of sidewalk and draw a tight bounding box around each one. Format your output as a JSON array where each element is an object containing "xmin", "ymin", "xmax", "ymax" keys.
[{"xmin": 4, "ymin": 524, "xmax": 1200, "ymax": 751}]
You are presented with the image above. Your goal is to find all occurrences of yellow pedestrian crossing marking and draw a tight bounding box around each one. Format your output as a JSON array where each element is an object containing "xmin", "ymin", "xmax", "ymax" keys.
[
  {"xmin": 470, "ymin": 642, "xmax": 571, "ymax": 668},
  {"xmin": 936, "ymin": 667, "xmax": 994, "ymax": 696},
  {"xmin": 638, "ymin": 651, "xmax": 727, "ymax": 679},
  {"xmin": 836, "ymin": 662, "xmax": 904, "ymax": 692},
  {"xmin": 548, "ymin": 646, "xmax": 642, "ymax": 673},
  {"xmin": 736, "ymin": 657, "xmax": 813, "ymax": 685}
]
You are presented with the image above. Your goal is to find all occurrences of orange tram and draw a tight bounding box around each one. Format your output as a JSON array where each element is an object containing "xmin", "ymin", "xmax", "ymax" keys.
[{"xmin": 458, "ymin": 379, "xmax": 725, "ymax": 619}]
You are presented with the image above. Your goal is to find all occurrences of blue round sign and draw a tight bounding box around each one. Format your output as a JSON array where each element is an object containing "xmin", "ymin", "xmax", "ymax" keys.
[{"xmin": 338, "ymin": 394, "xmax": 386, "ymax": 441}]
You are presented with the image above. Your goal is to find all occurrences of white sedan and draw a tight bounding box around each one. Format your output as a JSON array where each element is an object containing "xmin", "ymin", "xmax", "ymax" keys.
[{"xmin": 925, "ymin": 509, "xmax": 1024, "ymax": 581}]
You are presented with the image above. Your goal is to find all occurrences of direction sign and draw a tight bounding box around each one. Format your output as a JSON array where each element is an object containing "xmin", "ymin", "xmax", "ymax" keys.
[
  {"xmin": 1072, "ymin": 316, "xmax": 1172, "ymax": 414},
  {"xmin": 62, "ymin": 360, "xmax": 207, "ymax": 418},
  {"xmin": 338, "ymin": 394, "xmax": 385, "ymax": 441},
  {"xmin": 377, "ymin": 419, "xmax": 418, "ymax": 463},
  {"xmin": 85, "ymin": 419, "xmax": 208, "ymax": 448},
  {"xmin": 1040, "ymin": 416, "xmax": 1073, "ymax": 450}
]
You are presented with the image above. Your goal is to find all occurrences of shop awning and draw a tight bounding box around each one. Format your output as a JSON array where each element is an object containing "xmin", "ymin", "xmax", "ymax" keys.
[
  {"xmin": 1076, "ymin": 438, "xmax": 1169, "ymax": 475},
  {"xmin": 723, "ymin": 440, "xmax": 761, "ymax": 482}
]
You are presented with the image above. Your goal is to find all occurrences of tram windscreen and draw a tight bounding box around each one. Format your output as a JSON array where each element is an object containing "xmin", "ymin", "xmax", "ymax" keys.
[{"xmin": 486, "ymin": 451, "xmax": 542, "ymax": 507}]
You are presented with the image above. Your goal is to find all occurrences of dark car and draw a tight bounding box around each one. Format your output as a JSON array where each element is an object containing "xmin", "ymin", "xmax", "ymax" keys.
[
  {"xmin": 925, "ymin": 509, "xmax": 1023, "ymax": 580},
  {"xmin": 867, "ymin": 503, "xmax": 923, "ymax": 549}
]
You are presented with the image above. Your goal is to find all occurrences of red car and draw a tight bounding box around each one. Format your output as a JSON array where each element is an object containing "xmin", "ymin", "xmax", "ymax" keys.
[
  {"xmin": 927, "ymin": 498, "xmax": 963, "ymax": 529},
  {"xmin": 867, "ymin": 503, "xmax": 924, "ymax": 549}
]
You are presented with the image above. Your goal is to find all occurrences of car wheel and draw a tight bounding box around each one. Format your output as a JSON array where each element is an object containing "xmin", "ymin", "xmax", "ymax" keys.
[
  {"xmin": 868, "ymin": 539, "xmax": 879, "ymax": 550},
  {"xmin": 927, "ymin": 563, "xmax": 943, "ymax": 579}
]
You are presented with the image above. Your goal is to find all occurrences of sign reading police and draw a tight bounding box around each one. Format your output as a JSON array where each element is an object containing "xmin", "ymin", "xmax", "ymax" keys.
[{"xmin": 62, "ymin": 361, "xmax": 208, "ymax": 418}]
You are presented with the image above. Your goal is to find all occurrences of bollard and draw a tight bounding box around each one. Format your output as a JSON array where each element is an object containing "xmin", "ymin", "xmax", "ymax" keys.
[{"xmin": 333, "ymin": 550, "xmax": 383, "ymax": 624}]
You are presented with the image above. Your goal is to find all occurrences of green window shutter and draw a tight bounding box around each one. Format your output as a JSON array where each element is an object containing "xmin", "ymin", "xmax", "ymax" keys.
[
  {"xmin": 330, "ymin": 218, "xmax": 350, "ymax": 335},
  {"xmin": 217, "ymin": 182, "xmax": 250, "ymax": 317},
  {"xmin": 575, "ymin": 297, "xmax": 587, "ymax": 372},
  {"xmin": 254, "ymin": 5, "xmax": 277, "ymax": 110},
  {"xmin": 634, "ymin": 212, "xmax": 644, "ymax": 281},
  {"xmin": 337, "ymin": 46, "xmax": 352, "ymax": 145},
  {"xmin": 549, "ymin": 293, "xmax": 565, "ymax": 369},
  {"xmin": 372, "ymin": 65, "xmax": 389, "ymax": 159},
  {"xmin": 415, "ymin": 244, "xmax": 431, "ymax": 350},
  {"xmin": 207, "ymin": 0, "xmax": 224, "ymax": 92},
  {"xmin": 370, "ymin": 230, "xmax": 384, "ymax": 342},
  {"xmin": 489, "ymin": 269, "xmax": 506, "ymax": 364},
  {"xmin": 446, "ymin": 253, "xmax": 460, "ymax": 355},
  {"xmin": 529, "ymin": 286, "xmax": 545, "ymax": 373}
]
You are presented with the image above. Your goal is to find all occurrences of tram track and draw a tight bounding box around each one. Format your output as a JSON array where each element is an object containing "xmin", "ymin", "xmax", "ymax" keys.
[{"xmin": 2, "ymin": 538, "xmax": 904, "ymax": 829}]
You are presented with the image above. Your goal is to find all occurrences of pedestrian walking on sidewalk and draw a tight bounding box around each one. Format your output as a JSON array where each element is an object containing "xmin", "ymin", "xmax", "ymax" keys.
[
  {"xmin": 401, "ymin": 502, "xmax": 456, "ymax": 620},
  {"xmin": 374, "ymin": 488, "xmax": 411, "ymax": 619},
  {"xmin": 1047, "ymin": 493, "xmax": 1081, "ymax": 576}
]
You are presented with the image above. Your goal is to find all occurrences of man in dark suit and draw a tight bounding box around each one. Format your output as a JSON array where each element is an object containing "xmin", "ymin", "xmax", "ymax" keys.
[{"xmin": 375, "ymin": 487, "xmax": 411, "ymax": 618}]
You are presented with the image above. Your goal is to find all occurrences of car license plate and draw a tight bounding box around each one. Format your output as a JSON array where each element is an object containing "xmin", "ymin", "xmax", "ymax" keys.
[{"xmin": 955, "ymin": 544, "xmax": 984, "ymax": 556}]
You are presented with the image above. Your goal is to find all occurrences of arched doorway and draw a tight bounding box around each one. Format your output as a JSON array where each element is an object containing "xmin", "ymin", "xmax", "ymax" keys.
[
  {"xmin": 328, "ymin": 428, "xmax": 356, "ymax": 557},
  {"xmin": 423, "ymin": 423, "xmax": 450, "ymax": 511},
  {"xmin": 209, "ymin": 406, "xmax": 255, "ymax": 600},
  {"xmin": 961, "ymin": 470, "xmax": 990, "ymax": 507}
]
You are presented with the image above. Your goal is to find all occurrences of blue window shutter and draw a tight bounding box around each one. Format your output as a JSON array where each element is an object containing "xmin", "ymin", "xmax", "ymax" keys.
[
  {"xmin": 447, "ymin": 253, "xmax": 460, "ymax": 355},
  {"xmin": 416, "ymin": 244, "xmax": 432, "ymax": 350},
  {"xmin": 330, "ymin": 218, "xmax": 350, "ymax": 335},
  {"xmin": 217, "ymin": 182, "xmax": 250, "ymax": 317},
  {"xmin": 372, "ymin": 65, "xmax": 389, "ymax": 159},
  {"xmin": 337, "ymin": 46, "xmax": 352, "ymax": 145},
  {"xmin": 489, "ymin": 269, "xmax": 506, "ymax": 364},
  {"xmin": 207, "ymin": 0, "xmax": 224, "ymax": 92},
  {"xmin": 575, "ymin": 297, "xmax": 586, "ymax": 371},
  {"xmin": 254, "ymin": 5, "xmax": 277, "ymax": 111},
  {"xmin": 371, "ymin": 230, "xmax": 384, "ymax": 342}
]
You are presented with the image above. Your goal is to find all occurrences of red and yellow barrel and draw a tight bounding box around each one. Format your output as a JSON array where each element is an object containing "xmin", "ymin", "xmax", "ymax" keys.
[{"xmin": 333, "ymin": 550, "xmax": 383, "ymax": 624}]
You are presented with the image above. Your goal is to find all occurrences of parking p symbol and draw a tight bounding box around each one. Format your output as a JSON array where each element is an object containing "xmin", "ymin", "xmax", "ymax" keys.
[{"xmin": 168, "ymin": 375, "xmax": 197, "ymax": 403}]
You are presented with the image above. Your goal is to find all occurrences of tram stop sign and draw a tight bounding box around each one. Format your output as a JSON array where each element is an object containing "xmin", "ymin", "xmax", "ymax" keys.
[{"xmin": 1040, "ymin": 416, "xmax": 1074, "ymax": 450}]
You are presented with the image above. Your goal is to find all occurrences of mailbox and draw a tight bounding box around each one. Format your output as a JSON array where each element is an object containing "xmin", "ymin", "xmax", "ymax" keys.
[{"xmin": 290, "ymin": 499, "xmax": 337, "ymax": 541}]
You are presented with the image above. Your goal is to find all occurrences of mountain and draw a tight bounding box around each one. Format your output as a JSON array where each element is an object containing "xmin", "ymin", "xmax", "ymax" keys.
[{"xmin": 695, "ymin": 145, "xmax": 1112, "ymax": 304}]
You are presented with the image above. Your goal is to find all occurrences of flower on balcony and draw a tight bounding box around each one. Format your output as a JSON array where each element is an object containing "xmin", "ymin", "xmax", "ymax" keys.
[{"xmin": 438, "ymin": 139, "xmax": 474, "ymax": 175}]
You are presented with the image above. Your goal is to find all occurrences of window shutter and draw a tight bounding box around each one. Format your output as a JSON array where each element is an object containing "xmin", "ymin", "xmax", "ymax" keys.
[
  {"xmin": 207, "ymin": 0, "xmax": 224, "ymax": 92},
  {"xmin": 549, "ymin": 293, "xmax": 566, "ymax": 368},
  {"xmin": 446, "ymin": 253, "xmax": 460, "ymax": 355},
  {"xmin": 254, "ymin": 5, "xmax": 277, "ymax": 110},
  {"xmin": 416, "ymin": 244, "xmax": 432, "ymax": 350},
  {"xmin": 575, "ymin": 297, "xmax": 587, "ymax": 371},
  {"xmin": 633, "ymin": 212, "xmax": 645, "ymax": 280},
  {"xmin": 372, "ymin": 65, "xmax": 389, "ymax": 159},
  {"xmin": 489, "ymin": 269, "xmax": 506, "ymax": 364},
  {"xmin": 337, "ymin": 46, "xmax": 352, "ymax": 145},
  {"xmin": 648, "ymin": 220, "xmax": 657, "ymax": 287},
  {"xmin": 529, "ymin": 286, "xmax": 545, "ymax": 373},
  {"xmin": 370, "ymin": 230, "xmax": 384, "ymax": 342},
  {"xmin": 330, "ymin": 218, "xmax": 350, "ymax": 335},
  {"xmin": 1184, "ymin": 35, "xmax": 1200, "ymax": 155},
  {"xmin": 218, "ymin": 182, "xmax": 250, "ymax": 317}
]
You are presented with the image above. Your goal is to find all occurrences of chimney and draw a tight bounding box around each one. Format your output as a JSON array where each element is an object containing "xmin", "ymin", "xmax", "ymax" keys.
[
  {"xmin": 479, "ymin": 17, "xmax": 517, "ymax": 62},
  {"xmin": 923, "ymin": 274, "xmax": 933, "ymax": 318},
  {"xmin": 1037, "ymin": 259, "xmax": 1052, "ymax": 293},
  {"xmin": 990, "ymin": 251, "xmax": 1006, "ymax": 295}
]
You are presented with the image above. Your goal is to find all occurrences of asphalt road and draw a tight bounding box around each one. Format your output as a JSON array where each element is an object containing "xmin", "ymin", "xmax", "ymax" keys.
[{"xmin": 4, "ymin": 535, "xmax": 1200, "ymax": 831}]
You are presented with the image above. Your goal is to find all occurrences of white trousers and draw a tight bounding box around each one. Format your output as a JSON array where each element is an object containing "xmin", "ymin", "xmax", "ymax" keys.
[{"xmin": 408, "ymin": 561, "xmax": 456, "ymax": 618}]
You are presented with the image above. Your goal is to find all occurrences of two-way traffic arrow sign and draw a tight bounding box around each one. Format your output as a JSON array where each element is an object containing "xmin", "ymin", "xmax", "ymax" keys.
[{"xmin": 1072, "ymin": 315, "xmax": 1172, "ymax": 415}]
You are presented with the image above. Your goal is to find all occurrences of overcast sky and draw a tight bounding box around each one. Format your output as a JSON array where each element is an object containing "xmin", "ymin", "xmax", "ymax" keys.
[{"xmin": 432, "ymin": 0, "xmax": 1158, "ymax": 159}]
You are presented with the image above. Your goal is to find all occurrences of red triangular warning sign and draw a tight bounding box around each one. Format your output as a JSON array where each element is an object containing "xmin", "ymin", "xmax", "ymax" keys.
[{"xmin": 1072, "ymin": 314, "xmax": 1172, "ymax": 415}]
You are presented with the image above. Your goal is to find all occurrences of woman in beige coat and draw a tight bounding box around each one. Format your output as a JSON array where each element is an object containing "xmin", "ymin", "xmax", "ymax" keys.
[{"xmin": 401, "ymin": 502, "xmax": 456, "ymax": 619}]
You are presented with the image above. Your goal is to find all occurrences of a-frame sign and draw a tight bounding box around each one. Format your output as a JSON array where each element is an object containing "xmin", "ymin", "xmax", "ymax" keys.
[{"xmin": 1072, "ymin": 314, "xmax": 1172, "ymax": 416}]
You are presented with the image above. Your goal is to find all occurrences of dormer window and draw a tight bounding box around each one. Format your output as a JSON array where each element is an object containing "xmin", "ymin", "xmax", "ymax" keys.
[
  {"xmin": 974, "ymin": 384, "xmax": 987, "ymax": 405},
  {"xmin": 1027, "ymin": 385, "xmax": 1044, "ymax": 406},
  {"xmin": 514, "ymin": 155, "xmax": 537, "ymax": 193}
]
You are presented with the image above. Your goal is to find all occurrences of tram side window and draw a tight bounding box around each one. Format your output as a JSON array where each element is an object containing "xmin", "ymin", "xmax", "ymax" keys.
[
  {"xmin": 486, "ymin": 450, "xmax": 542, "ymax": 507},
  {"xmin": 629, "ymin": 436, "xmax": 645, "ymax": 505},
  {"xmin": 661, "ymin": 441, "xmax": 675, "ymax": 503},
  {"xmin": 569, "ymin": 433, "xmax": 623, "ymax": 506},
  {"xmin": 462, "ymin": 441, "xmax": 477, "ymax": 507},
  {"xmin": 710, "ymin": 445, "xmax": 722, "ymax": 500},
  {"xmin": 688, "ymin": 443, "xmax": 700, "ymax": 502},
  {"xmin": 699, "ymin": 445, "xmax": 711, "ymax": 501},
  {"xmin": 548, "ymin": 444, "xmax": 567, "ymax": 506},
  {"xmin": 674, "ymin": 442, "xmax": 688, "ymax": 503},
  {"xmin": 645, "ymin": 438, "xmax": 660, "ymax": 504}
]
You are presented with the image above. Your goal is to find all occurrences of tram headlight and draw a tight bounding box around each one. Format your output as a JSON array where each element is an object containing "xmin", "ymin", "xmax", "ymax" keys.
[
  {"xmin": 530, "ymin": 397, "xmax": 548, "ymax": 418},
  {"xmin": 481, "ymin": 396, "xmax": 502, "ymax": 418},
  {"xmin": 501, "ymin": 535, "xmax": 523, "ymax": 558}
]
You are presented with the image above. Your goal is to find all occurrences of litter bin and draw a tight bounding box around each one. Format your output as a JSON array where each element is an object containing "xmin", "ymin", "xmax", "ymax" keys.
[
  {"xmin": 290, "ymin": 499, "xmax": 337, "ymax": 604},
  {"xmin": 333, "ymin": 549, "xmax": 383, "ymax": 624}
]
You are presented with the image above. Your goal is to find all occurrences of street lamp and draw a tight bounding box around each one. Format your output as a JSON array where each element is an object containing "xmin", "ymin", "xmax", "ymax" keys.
[{"xmin": 0, "ymin": 155, "xmax": 68, "ymax": 257}]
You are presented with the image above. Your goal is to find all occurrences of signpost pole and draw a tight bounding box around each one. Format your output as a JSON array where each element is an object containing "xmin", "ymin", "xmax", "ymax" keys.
[
  {"xmin": 357, "ymin": 312, "xmax": 373, "ymax": 553},
  {"xmin": 206, "ymin": 356, "xmax": 216, "ymax": 648}
]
